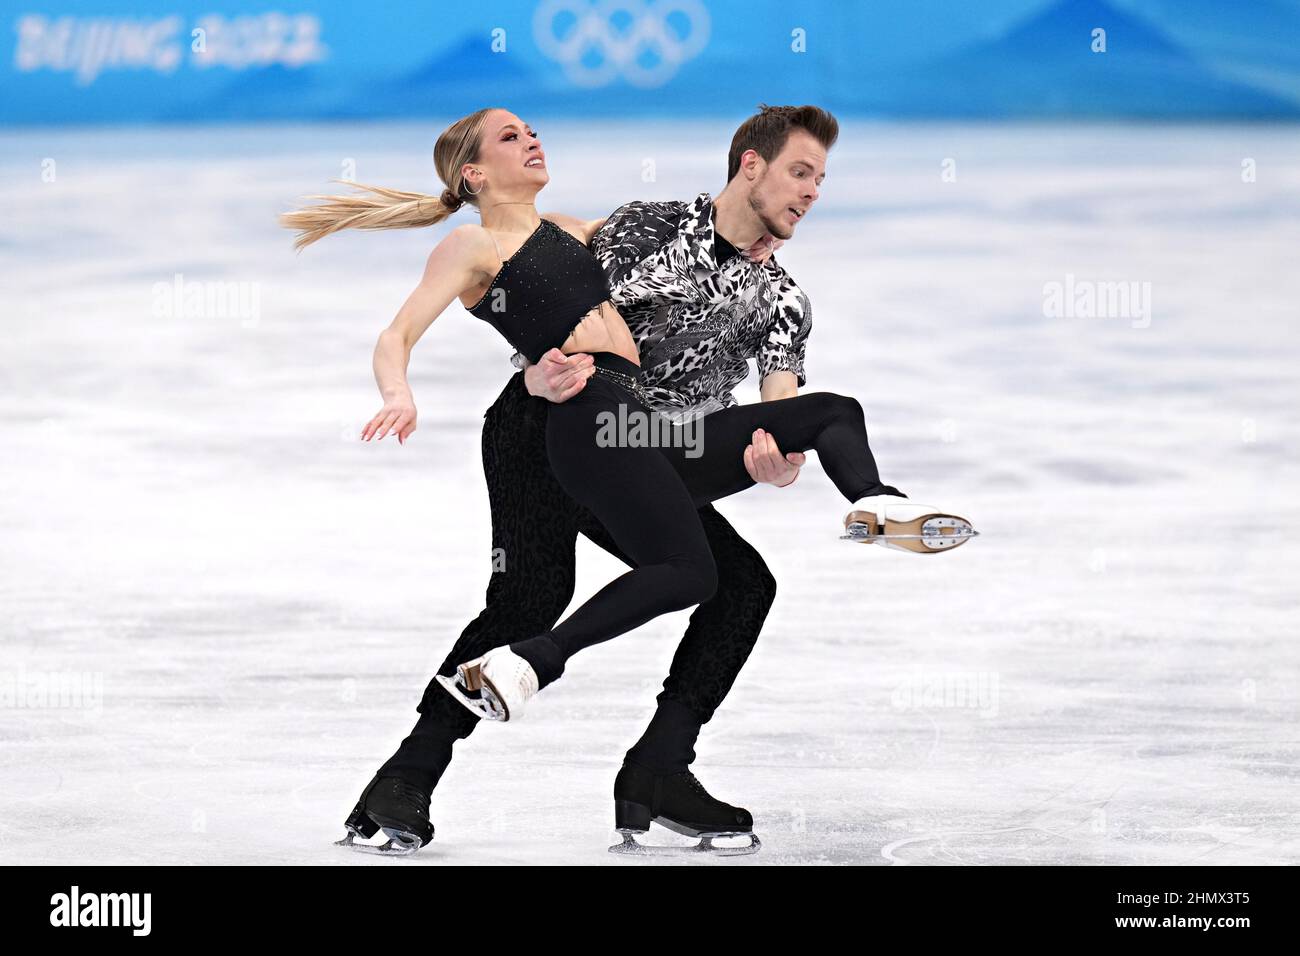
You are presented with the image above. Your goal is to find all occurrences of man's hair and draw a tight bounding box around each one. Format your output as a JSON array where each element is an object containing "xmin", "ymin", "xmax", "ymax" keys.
[{"xmin": 727, "ymin": 104, "xmax": 839, "ymax": 182}]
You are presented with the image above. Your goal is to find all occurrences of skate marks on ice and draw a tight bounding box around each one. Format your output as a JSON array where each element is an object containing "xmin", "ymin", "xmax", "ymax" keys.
[
  {"xmin": 880, "ymin": 770, "xmax": 1127, "ymax": 866},
  {"xmin": 877, "ymin": 760, "xmax": 1286, "ymax": 867}
]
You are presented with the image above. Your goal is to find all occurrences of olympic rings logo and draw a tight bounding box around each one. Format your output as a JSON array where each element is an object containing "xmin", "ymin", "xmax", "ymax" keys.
[{"xmin": 532, "ymin": 0, "xmax": 711, "ymax": 89}]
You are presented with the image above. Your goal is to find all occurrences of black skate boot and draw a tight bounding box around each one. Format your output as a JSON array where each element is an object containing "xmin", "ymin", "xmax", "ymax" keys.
[
  {"xmin": 610, "ymin": 761, "xmax": 760, "ymax": 856},
  {"xmin": 336, "ymin": 775, "xmax": 434, "ymax": 856}
]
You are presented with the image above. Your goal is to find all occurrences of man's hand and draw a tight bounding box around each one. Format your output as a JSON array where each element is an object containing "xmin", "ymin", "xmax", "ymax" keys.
[
  {"xmin": 523, "ymin": 348, "xmax": 595, "ymax": 403},
  {"xmin": 744, "ymin": 427, "xmax": 805, "ymax": 488}
]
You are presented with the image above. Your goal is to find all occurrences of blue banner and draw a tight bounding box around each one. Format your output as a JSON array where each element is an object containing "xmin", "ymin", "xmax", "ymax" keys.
[{"xmin": 4, "ymin": 0, "xmax": 1299, "ymax": 125}]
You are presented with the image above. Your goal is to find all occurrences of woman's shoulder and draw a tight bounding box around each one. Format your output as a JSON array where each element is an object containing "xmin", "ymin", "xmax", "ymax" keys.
[
  {"xmin": 433, "ymin": 221, "xmax": 498, "ymax": 266},
  {"xmin": 418, "ymin": 223, "xmax": 500, "ymax": 295}
]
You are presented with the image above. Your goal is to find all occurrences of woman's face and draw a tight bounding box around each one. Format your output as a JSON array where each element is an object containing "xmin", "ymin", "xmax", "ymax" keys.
[{"xmin": 466, "ymin": 109, "xmax": 548, "ymax": 197}]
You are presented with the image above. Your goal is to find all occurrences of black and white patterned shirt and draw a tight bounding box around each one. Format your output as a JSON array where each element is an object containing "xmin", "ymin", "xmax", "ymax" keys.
[{"xmin": 590, "ymin": 192, "xmax": 812, "ymax": 422}]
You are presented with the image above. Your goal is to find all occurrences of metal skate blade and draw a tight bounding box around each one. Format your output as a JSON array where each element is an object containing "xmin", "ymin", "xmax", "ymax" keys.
[
  {"xmin": 335, "ymin": 827, "xmax": 424, "ymax": 856},
  {"xmin": 841, "ymin": 529, "xmax": 980, "ymax": 542},
  {"xmin": 435, "ymin": 673, "xmax": 494, "ymax": 720},
  {"xmin": 842, "ymin": 518, "xmax": 979, "ymax": 552},
  {"xmin": 609, "ymin": 828, "xmax": 761, "ymax": 857},
  {"xmin": 478, "ymin": 679, "xmax": 510, "ymax": 721}
]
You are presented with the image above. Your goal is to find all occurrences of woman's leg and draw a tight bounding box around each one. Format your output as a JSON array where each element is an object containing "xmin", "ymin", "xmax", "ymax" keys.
[
  {"xmin": 505, "ymin": 375, "xmax": 720, "ymax": 689},
  {"xmin": 664, "ymin": 391, "xmax": 903, "ymax": 507},
  {"xmin": 375, "ymin": 373, "xmax": 581, "ymax": 788}
]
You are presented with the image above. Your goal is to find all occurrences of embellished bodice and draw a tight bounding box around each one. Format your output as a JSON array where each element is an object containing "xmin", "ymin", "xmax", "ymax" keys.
[{"xmin": 468, "ymin": 218, "xmax": 611, "ymax": 364}]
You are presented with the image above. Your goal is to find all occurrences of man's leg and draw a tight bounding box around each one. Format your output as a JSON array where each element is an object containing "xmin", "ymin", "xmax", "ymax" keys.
[
  {"xmin": 576, "ymin": 503, "xmax": 777, "ymax": 774},
  {"xmin": 373, "ymin": 373, "xmax": 582, "ymax": 793}
]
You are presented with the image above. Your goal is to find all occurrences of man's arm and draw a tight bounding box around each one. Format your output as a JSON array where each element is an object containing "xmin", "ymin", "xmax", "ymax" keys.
[
  {"xmin": 757, "ymin": 267, "xmax": 812, "ymax": 391},
  {"xmin": 746, "ymin": 268, "xmax": 813, "ymax": 486},
  {"xmin": 759, "ymin": 370, "xmax": 800, "ymax": 402}
]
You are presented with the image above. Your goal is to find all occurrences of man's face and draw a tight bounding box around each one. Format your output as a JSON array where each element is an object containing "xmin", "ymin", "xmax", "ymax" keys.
[{"xmin": 746, "ymin": 129, "xmax": 827, "ymax": 241}]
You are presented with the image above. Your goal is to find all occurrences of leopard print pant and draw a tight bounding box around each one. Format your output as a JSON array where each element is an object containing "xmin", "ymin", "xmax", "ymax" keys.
[{"xmin": 416, "ymin": 372, "xmax": 778, "ymax": 741}]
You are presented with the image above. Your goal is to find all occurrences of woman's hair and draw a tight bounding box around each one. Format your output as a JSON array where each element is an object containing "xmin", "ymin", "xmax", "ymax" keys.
[
  {"xmin": 726, "ymin": 104, "xmax": 839, "ymax": 182},
  {"xmin": 279, "ymin": 107, "xmax": 498, "ymax": 251}
]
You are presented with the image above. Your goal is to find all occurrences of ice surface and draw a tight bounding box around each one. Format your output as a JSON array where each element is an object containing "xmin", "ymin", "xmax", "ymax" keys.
[{"xmin": 1, "ymin": 120, "xmax": 1297, "ymax": 865}]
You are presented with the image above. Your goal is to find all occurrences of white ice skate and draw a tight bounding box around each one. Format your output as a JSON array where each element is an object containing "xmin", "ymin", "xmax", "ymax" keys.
[
  {"xmin": 436, "ymin": 646, "xmax": 539, "ymax": 722},
  {"xmin": 842, "ymin": 494, "xmax": 977, "ymax": 553}
]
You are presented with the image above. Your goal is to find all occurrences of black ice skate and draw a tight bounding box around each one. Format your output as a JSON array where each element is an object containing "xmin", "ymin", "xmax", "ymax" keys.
[
  {"xmin": 335, "ymin": 774, "xmax": 434, "ymax": 856},
  {"xmin": 609, "ymin": 762, "xmax": 760, "ymax": 856}
]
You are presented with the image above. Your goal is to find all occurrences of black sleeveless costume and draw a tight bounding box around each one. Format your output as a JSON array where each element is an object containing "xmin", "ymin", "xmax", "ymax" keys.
[{"xmin": 468, "ymin": 218, "xmax": 611, "ymax": 365}]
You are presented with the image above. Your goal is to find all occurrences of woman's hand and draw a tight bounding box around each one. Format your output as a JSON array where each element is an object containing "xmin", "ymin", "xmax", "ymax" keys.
[
  {"xmin": 362, "ymin": 394, "xmax": 417, "ymax": 444},
  {"xmin": 742, "ymin": 234, "xmax": 785, "ymax": 265}
]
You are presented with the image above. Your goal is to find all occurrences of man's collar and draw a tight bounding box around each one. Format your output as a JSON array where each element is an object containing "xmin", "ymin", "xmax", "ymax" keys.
[
  {"xmin": 685, "ymin": 191, "xmax": 782, "ymax": 274},
  {"xmin": 683, "ymin": 192, "xmax": 719, "ymax": 274},
  {"xmin": 685, "ymin": 191, "xmax": 714, "ymax": 232}
]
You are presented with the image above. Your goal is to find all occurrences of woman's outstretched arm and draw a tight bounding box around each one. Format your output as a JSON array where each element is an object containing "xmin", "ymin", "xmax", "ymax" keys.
[{"xmin": 363, "ymin": 224, "xmax": 495, "ymax": 443}]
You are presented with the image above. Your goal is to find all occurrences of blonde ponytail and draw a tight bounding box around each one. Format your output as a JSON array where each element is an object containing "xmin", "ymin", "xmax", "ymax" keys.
[
  {"xmin": 280, "ymin": 108, "xmax": 498, "ymax": 251},
  {"xmin": 279, "ymin": 180, "xmax": 456, "ymax": 251}
]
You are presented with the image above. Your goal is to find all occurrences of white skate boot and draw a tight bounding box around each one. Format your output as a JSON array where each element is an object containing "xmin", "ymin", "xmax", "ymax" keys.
[
  {"xmin": 436, "ymin": 646, "xmax": 539, "ymax": 722},
  {"xmin": 843, "ymin": 494, "xmax": 977, "ymax": 553}
]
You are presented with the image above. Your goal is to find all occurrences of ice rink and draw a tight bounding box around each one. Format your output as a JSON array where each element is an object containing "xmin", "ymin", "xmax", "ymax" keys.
[{"xmin": 2, "ymin": 120, "xmax": 1297, "ymax": 865}]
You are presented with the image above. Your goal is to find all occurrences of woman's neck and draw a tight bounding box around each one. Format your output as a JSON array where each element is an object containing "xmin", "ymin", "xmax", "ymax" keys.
[{"xmin": 478, "ymin": 196, "xmax": 541, "ymax": 234}]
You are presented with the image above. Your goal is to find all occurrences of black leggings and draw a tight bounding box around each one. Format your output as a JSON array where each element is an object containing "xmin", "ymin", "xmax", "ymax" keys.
[{"xmin": 508, "ymin": 351, "xmax": 899, "ymax": 687}]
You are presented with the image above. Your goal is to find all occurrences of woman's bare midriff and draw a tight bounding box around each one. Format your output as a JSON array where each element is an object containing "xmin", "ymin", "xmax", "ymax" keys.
[{"xmin": 560, "ymin": 300, "xmax": 640, "ymax": 365}]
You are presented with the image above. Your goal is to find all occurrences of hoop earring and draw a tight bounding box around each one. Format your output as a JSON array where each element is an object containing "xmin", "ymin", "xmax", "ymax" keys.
[{"xmin": 464, "ymin": 178, "xmax": 483, "ymax": 196}]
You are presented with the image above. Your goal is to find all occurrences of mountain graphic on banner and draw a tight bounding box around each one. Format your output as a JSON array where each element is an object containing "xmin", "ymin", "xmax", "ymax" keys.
[{"xmin": 848, "ymin": 0, "xmax": 1300, "ymax": 118}]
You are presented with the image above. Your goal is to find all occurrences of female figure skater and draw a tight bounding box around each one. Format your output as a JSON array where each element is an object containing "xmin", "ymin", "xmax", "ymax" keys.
[{"xmin": 281, "ymin": 107, "xmax": 974, "ymax": 836}]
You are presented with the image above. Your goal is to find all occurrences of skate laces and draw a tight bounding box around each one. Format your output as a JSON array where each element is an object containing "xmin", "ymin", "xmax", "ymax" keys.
[
  {"xmin": 679, "ymin": 771, "xmax": 711, "ymax": 798},
  {"xmin": 499, "ymin": 651, "xmax": 538, "ymax": 698}
]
